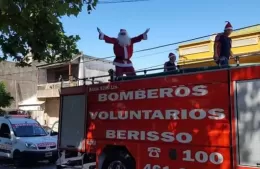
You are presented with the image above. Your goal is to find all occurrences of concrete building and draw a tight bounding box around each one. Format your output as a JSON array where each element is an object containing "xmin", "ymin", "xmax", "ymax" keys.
[
  {"xmin": 0, "ymin": 61, "xmax": 38, "ymax": 109},
  {"xmin": 177, "ymin": 24, "xmax": 260, "ymax": 68},
  {"xmin": 0, "ymin": 54, "xmax": 114, "ymax": 127},
  {"xmin": 36, "ymin": 54, "xmax": 114, "ymax": 127}
]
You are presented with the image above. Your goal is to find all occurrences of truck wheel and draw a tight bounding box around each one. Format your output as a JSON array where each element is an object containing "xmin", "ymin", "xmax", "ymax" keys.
[{"xmin": 102, "ymin": 151, "xmax": 135, "ymax": 169}]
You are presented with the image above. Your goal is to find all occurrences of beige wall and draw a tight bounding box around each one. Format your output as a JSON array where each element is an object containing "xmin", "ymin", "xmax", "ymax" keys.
[{"xmin": 44, "ymin": 98, "xmax": 60, "ymax": 127}]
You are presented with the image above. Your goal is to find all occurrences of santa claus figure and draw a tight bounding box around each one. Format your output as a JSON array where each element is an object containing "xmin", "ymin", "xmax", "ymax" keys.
[{"xmin": 97, "ymin": 27, "xmax": 150, "ymax": 76}]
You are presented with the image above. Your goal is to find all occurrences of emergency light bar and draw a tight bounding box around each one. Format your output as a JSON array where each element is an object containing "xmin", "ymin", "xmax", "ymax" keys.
[
  {"xmin": 3, "ymin": 114, "xmax": 31, "ymax": 118},
  {"xmin": 0, "ymin": 110, "xmax": 31, "ymax": 118}
]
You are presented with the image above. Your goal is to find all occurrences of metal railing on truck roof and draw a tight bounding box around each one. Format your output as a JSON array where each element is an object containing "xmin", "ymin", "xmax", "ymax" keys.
[
  {"xmin": 60, "ymin": 54, "xmax": 259, "ymax": 87},
  {"xmin": 61, "ymin": 65, "xmax": 228, "ymax": 88}
]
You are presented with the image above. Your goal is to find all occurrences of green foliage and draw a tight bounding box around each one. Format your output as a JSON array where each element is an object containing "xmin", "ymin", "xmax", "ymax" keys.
[
  {"xmin": 0, "ymin": 0, "xmax": 98, "ymax": 66},
  {"xmin": 0, "ymin": 82, "xmax": 14, "ymax": 109}
]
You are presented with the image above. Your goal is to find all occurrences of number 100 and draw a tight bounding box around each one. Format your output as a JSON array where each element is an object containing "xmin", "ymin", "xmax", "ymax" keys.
[{"xmin": 183, "ymin": 150, "xmax": 224, "ymax": 165}]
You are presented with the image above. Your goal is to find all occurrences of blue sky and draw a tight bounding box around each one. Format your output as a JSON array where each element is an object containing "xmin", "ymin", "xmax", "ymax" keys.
[{"xmin": 61, "ymin": 0, "xmax": 260, "ymax": 70}]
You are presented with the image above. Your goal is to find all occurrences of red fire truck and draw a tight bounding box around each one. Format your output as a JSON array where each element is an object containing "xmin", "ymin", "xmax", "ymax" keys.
[{"xmin": 56, "ymin": 64, "xmax": 260, "ymax": 169}]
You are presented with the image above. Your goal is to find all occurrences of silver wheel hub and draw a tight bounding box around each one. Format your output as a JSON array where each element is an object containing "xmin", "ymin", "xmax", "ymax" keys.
[{"xmin": 108, "ymin": 161, "xmax": 126, "ymax": 169}]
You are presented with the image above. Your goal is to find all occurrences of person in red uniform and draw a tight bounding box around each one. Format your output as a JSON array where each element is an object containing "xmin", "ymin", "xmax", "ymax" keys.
[
  {"xmin": 97, "ymin": 28, "xmax": 149, "ymax": 76},
  {"xmin": 213, "ymin": 21, "xmax": 234, "ymax": 66}
]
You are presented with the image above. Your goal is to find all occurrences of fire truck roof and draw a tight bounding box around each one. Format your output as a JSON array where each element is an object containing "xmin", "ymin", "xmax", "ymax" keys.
[{"xmin": 67, "ymin": 62, "xmax": 259, "ymax": 86}]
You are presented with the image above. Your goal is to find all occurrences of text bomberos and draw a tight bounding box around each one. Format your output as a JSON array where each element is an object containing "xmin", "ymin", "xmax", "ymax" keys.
[{"xmin": 98, "ymin": 85, "xmax": 208, "ymax": 102}]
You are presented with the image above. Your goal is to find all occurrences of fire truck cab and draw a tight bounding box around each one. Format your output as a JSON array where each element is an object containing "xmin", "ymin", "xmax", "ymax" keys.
[{"xmin": 56, "ymin": 64, "xmax": 260, "ymax": 169}]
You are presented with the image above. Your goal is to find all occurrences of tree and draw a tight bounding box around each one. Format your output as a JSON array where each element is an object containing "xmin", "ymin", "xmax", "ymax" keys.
[
  {"xmin": 0, "ymin": 0, "xmax": 98, "ymax": 66},
  {"xmin": 0, "ymin": 82, "xmax": 14, "ymax": 110}
]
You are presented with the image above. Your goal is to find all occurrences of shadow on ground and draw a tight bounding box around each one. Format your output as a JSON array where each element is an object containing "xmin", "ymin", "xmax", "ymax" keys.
[{"xmin": 0, "ymin": 159, "xmax": 55, "ymax": 169}]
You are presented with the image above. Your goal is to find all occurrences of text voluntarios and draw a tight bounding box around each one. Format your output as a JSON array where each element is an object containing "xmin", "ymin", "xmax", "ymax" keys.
[{"xmin": 89, "ymin": 109, "xmax": 226, "ymax": 120}]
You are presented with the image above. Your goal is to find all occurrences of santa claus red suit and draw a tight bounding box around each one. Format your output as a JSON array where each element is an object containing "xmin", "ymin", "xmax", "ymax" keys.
[{"xmin": 97, "ymin": 28, "xmax": 149, "ymax": 76}]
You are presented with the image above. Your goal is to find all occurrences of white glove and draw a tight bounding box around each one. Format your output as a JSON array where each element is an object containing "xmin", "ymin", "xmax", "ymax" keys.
[{"xmin": 144, "ymin": 28, "xmax": 150, "ymax": 34}]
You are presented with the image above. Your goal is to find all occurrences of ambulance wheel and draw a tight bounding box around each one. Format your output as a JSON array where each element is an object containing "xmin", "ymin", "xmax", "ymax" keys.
[
  {"xmin": 56, "ymin": 165, "xmax": 63, "ymax": 169},
  {"xmin": 102, "ymin": 151, "xmax": 135, "ymax": 169},
  {"xmin": 13, "ymin": 151, "xmax": 25, "ymax": 167},
  {"xmin": 49, "ymin": 157, "xmax": 58, "ymax": 164}
]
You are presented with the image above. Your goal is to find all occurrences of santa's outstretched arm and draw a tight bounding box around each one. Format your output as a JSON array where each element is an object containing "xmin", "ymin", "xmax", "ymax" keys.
[
  {"xmin": 97, "ymin": 27, "xmax": 117, "ymax": 44},
  {"xmin": 131, "ymin": 28, "xmax": 150, "ymax": 44}
]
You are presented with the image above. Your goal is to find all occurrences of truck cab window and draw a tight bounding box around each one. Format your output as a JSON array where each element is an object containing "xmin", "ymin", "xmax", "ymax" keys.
[{"xmin": 0, "ymin": 123, "xmax": 11, "ymax": 139}]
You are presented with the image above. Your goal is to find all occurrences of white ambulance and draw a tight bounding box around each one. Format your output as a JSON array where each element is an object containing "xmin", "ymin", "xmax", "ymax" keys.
[{"xmin": 0, "ymin": 114, "xmax": 58, "ymax": 166}]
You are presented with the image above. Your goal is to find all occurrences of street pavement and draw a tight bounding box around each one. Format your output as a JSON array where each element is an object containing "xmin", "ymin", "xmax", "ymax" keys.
[{"xmin": 0, "ymin": 160, "xmax": 55, "ymax": 169}]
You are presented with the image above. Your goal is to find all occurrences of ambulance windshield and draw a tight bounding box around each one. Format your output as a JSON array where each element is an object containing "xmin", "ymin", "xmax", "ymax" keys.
[{"xmin": 12, "ymin": 123, "xmax": 47, "ymax": 137}]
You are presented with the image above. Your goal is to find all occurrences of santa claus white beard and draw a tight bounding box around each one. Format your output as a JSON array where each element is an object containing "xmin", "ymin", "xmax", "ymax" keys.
[{"xmin": 117, "ymin": 35, "xmax": 131, "ymax": 46}]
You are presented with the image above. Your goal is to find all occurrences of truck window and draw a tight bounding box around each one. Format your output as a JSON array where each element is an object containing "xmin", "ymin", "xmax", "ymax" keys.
[
  {"xmin": 236, "ymin": 79, "xmax": 260, "ymax": 167},
  {"xmin": 0, "ymin": 123, "xmax": 11, "ymax": 139}
]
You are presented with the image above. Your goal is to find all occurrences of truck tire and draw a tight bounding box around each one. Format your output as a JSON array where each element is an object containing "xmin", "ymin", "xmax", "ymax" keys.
[{"xmin": 102, "ymin": 151, "xmax": 135, "ymax": 169}]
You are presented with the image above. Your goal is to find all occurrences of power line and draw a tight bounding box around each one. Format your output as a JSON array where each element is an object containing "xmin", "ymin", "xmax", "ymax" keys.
[
  {"xmin": 1, "ymin": 24, "xmax": 259, "ymax": 76},
  {"xmin": 80, "ymin": 23, "xmax": 260, "ymax": 63},
  {"xmin": 1, "ymin": 51, "xmax": 258, "ymax": 80},
  {"xmin": 3, "ymin": 24, "xmax": 256, "ymax": 67},
  {"xmin": 32, "ymin": 49, "xmax": 176, "ymax": 71},
  {"xmin": 14, "ymin": 48, "xmax": 176, "ymax": 76},
  {"xmin": 136, "ymin": 51, "xmax": 260, "ymax": 71},
  {"xmin": 0, "ymin": 45, "xmax": 254, "ymax": 77},
  {"xmin": 98, "ymin": 0, "xmax": 149, "ymax": 4},
  {"xmin": 0, "ymin": 49, "xmax": 173, "ymax": 77},
  {"xmin": 137, "ymin": 64, "xmax": 163, "ymax": 71},
  {"xmin": 133, "ymin": 49, "xmax": 175, "ymax": 59},
  {"xmin": 135, "ymin": 24, "xmax": 260, "ymax": 53}
]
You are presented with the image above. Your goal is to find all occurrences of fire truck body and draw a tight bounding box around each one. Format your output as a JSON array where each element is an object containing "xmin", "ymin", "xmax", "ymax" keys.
[{"xmin": 57, "ymin": 65, "xmax": 260, "ymax": 169}]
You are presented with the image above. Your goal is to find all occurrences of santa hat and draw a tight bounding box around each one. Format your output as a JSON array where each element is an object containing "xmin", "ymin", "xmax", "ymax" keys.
[
  {"xmin": 119, "ymin": 29, "xmax": 127, "ymax": 34},
  {"xmin": 225, "ymin": 21, "xmax": 233, "ymax": 31},
  {"xmin": 169, "ymin": 53, "xmax": 176, "ymax": 58}
]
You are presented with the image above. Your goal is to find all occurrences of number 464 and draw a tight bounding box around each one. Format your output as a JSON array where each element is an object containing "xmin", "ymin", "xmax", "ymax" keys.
[{"xmin": 144, "ymin": 164, "xmax": 169, "ymax": 169}]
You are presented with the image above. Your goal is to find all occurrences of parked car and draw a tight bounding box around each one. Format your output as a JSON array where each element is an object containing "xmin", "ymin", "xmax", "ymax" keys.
[
  {"xmin": 0, "ymin": 114, "xmax": 58, "ymax": 167},
  {"xmin": 49, "ymin": 121, "xmax": 59, "ymax": 139}
]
